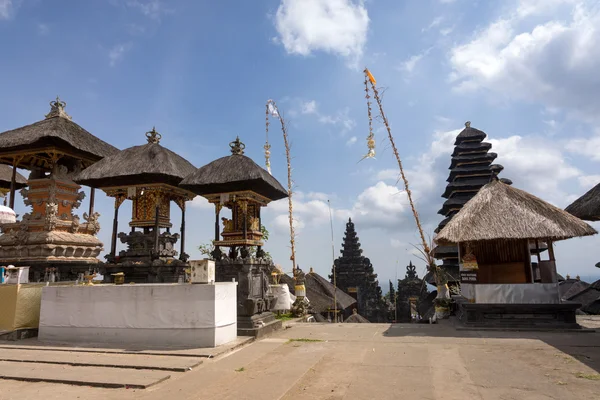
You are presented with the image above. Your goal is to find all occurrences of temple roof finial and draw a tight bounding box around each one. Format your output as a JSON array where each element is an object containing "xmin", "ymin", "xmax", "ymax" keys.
[
  {"xmin": 465, "ymin": 121, "xmax": 471, "ymax": 128},
  {"xmin": 229, "ymin": 136, "xmax": 245, "ymax": 155},
  {"xmin": 45, "ymin": 96, "xmax": 72, "ymax": 120},
  {"xmin": 146, "ymin": 127, "xmax": 162, "ymax": 144}
]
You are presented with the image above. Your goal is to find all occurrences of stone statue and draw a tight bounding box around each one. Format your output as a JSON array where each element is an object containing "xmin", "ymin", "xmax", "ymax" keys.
[
  {"xmin": 248, "ymin": 216, "xmax": 260, "ymax": 231},
  {"xmin": 70, "ymin": 215, "xmax": 80, "ymax": 233},
  {"xmin": 221, "ymin": 217, "xmax": 234, "ymax": 233},
  {"xmin": 83, "ymin": 211, "xmax": 101, "ymax": 235},
  {"xmin": 44, "ymin": 202, "xmax": 59, "ymax": 231}
]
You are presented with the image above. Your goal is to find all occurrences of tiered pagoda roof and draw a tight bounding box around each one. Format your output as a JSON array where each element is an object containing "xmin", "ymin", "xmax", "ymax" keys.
[{"xmin": 332, "ymin": 218, "xmax": 385, "ymax": 322}]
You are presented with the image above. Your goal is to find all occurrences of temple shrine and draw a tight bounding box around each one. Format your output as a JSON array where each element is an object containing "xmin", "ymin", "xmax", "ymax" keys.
[
  {"xmin": 180, "ymin": 137, "xmax": 288, "ymax": 336},
  {"xmin": 0, "ymin": 165, "xmax": 26, "ymax": 207},
  {"xmin": 331, "ymin": 218, "xmax": 386, "ymax": 322},
  {"xmin": 432, "ymin": 122, "xmax": 513, "ymax": 288},
  {"xmin": 74, "ymin": 127, "xmax": 197, "ymax": 283},
  {"xmin": 395, "ymin": 261, "xmax": 428, "ymax": 322},
  {"xmin": 0, "ymin": 98, "xmax": 118, "ymax": 281},
  {"xmin": 435, "ymin": 178, "xmax": 597, "ymax": 328}
]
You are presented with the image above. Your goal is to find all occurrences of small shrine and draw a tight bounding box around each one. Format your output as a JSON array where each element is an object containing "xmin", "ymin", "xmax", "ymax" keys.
[
  {"xmin": 395, "ymin": 261, "xmax": 427, "ymax": 322},
  {"xmin": 0, "ymin": 98, "xmax": 119, "ymax": 281},
  {"xmin": 75, "ymin": 127, "xmax": 197, "ymax": 282},
  {"xmin": 180, "ymin": 137, "xmax": 287, "ymax": 336},
  {"xmin": 435, "ymin": 178, "xmax": 597, "ymax": 328}
]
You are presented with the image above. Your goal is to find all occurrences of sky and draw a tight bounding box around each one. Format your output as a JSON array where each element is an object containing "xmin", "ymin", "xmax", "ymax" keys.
[{"xmin": 1, "ymin": 0, "xmax": 600, "ymax": 287}]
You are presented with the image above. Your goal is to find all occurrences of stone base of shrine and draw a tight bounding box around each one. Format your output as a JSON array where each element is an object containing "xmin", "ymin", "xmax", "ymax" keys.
[
  {"xmin": 237, "ymin": 312, "xmax": 282, "ymax": 338},
  {"xmin": 38, "ymin": 282, "xmax": 238, "ymax": 348},
  {"xmin": 102, "ymin": 261, "xmax": 187, "ymax": 284},
  {"xmin": 454, "ymin": 296, "xmax": 582, "ymax": 330}
]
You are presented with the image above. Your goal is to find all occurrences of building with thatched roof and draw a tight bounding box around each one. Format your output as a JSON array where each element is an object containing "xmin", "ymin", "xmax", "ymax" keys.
[
  {"xmin": 0, "ymin": 165, "xmax": 26, "ymax": 205},
  {"xmin": 565, "ymin": 182, "xmax": 600, "ymax": 221},
  {"xmin": 181, "ymin": 137, "xmax": 288, "ymax": 336},
  {"xmin": 74, "ymin": 128, "xmax": 197, "ymax": 282},
  {"xmin": 435, "ymin": 178, "xmax": 597, "ymax": 328},
  {"xmin": 431, "ymin": 122, "xmax": 513, "ymax": 288},
  {"xmin": 280, "ymin": 268, "xmax": 357, "ymax": 321},
  {"xmin": 0, "ymin": 98, "xmax": 119, "ymax": 281}
]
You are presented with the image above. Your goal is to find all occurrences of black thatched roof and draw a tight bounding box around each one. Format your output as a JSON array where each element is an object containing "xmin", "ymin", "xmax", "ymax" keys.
[
  {"xmin": 0, "ymin": 98, "xmax": 118, "ymax": 169},
  {"xmin": 180, "ymin": 137, "xmax": 287, "ymax": 201},
  {"xmin": 565, "ymin": 182, "xmax": 600, "ymax": 221},
  {"xmin": 454, "ymin": 121, "xmax": 487, "ymax": 145},
  {"xmin": 344, "ymin": 312, "xmax": 370, "ymax": 323},
  {"xmin": 0, "ymin": 165, "xmax": 27, "ymax": 190},
  {"xmin": 280, "ymin": 271, "xmax": 356, "ymax": 314},
  {"xmin": 74, "ymin": 128, "xmax": 196, "ymax": 188}
]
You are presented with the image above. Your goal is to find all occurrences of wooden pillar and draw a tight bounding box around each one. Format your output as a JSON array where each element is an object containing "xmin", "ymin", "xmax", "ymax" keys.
[
  {"xmin": 258, "ymin": 206, "xmax": 262, "ymax": 232},
  {"xmin": 525, "ymin": 240, "xmax": 534, "ymax": 283},
  {"xmin": 180, "ymin": 203, "xmax": 186, "ymax": 259},
  {"xmin": 110, "ymin": 196, "xmax": 122, "ymax": 260},
  {"xmin": 214, "ymin": 204, "xmax": 221, "ymax": 242},
  {"xmin": 242, "ymin": 202, "xmax": 248, "ymax": 241},
  {"xmin": 88, "ymin": 188, "xmax": 95, "ymax": 215},
  {"xmin": 153, "ymin": 203, "xmax": 160, "ymax": 253},
  {"xmin": 535, "ymin": 240, "xmax": 541, "ymax": 263},
  {"xmin": 9, "ymin": 161, "xmax": 17, "ymax": 210},
  {"xmin": 547, "ymin": 240, "xmax": 555, "ymax": 262}
]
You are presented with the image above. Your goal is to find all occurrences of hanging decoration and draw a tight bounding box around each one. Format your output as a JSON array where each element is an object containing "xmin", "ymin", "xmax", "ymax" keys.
[
  {"xmin": 360, "ymin": 71, "xmax": 376, "ymax": 162},
  {"xmin": 361, "ymin": 68, "xmax": 434, "ymax": 271},
  {"xmin": 265, "ymin": 99, "xmax": 297, "ymax": 277}
]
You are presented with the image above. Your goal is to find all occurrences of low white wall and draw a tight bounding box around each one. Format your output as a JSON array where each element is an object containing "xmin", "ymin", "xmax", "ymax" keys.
[
  {"xmin": 461, "ymin": 283, "xmax": 560, "ymax": 304},
  {"xmin": 39, "ymin": 283, "xmax": 237, "ymax": 348}
]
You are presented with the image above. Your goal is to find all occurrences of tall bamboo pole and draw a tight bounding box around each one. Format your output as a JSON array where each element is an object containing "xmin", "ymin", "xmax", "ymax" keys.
[
  {"xmin": 363, "ymin": 69, "xmax": 433, "ymax": 267},
  {"xmin": 266, "ymin": 100, "xmax": 297, "ymax": 276}
]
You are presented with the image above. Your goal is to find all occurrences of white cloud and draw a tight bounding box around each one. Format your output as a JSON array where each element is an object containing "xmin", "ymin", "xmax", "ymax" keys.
[
  {"xmin": 566, "ymin": 134, "xmax": 600, "ymax": 161},
  {"xmin": 0, "ymin": 0, "xmax": 13, "ymax": 19},
  {"xmin": 448, "ymin": 0, "xmax": 600, "ymax": 121},
  {"xmin": 423, "ymin": 16, "xmax": 443, "ymax": 32},
  {"xmin": 489, "ymin": 135, "xmax": 581, "ymax": 205},
  {"xmin": 400, "ymin": 48, "xmax": 432, "ymax": 74},
  {"xmin": 273, "ymin": 0, "xmax": 369, "ymax": 66},
  {"xmin": 127, "ymin": 0, "xmax": 170, "ymax": 19},
  {"xmin": 346, "ymin": 136, "xmax": 357, "ymax": 146},
  {"xmin": 301, "ymin": 100, "xmax": 317, "ymax": 114},
  {"xmin": 37, "ymin": 23, "xmax": 49, "ymax": 35},
  {"xmin": 189, "ymin": 196, "xmax": 213, "ymax": 210},
  {"xmin": 108, "ymin": 43, "xmax": 132, "ymax": 67},
  {"xmin": 578, "ymin": 174, "xmax": 600, "ymax": 190}
]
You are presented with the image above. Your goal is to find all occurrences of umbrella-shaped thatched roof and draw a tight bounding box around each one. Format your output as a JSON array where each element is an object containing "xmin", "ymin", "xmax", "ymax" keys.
[
  {"xmin": 435, "ymin": 179, "xmax": 597, "ymax": 243},
  {"xmin": 280, "ymin": 270, "xmax": 356, "ymax": 314},
  {"xmin": 0, "ymin": 98, "xmax": 118, "ymax": 169},
  {"xmin": 180, "ymin": 137, "xmax": 287, "ymax": 201},
  {"xmin": 74, "ymin": 128, "xmax": 197, "ymax": 188},
  {"xmin": 0, "ymin": 165, "xmax": 27, "ymax": 190},
  {"xmin": 565, "ymin": 182, "xmax": 600, "ymax": 221}
]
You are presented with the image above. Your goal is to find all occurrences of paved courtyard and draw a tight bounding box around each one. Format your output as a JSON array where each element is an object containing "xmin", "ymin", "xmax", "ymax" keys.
[{"xmin": 0, "ymin": 320, "xmax": 598, "ymax": 399}]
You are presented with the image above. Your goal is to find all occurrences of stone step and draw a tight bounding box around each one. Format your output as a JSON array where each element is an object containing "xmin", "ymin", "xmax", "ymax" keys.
[
  {"xmin": 0, "ymin": 348, "xmax": 202, "ymax": 371},
  {"xmin": 0, "ymin": 360, "xmax": 171, "ymax": 389}
]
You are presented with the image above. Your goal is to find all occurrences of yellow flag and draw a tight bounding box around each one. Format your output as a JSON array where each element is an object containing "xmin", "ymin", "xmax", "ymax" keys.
[{"xmin": 365, "ymin": 68, "xmax": 376, "ymax": 85}]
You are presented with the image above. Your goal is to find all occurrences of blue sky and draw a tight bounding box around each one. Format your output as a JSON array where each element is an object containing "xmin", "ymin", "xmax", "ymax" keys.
[{"xmin": 1, "ymin": 0, "xmax": 599, "ymax": 285}]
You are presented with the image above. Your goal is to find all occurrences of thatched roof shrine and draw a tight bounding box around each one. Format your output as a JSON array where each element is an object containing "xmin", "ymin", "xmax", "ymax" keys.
[
  {"xmin": 280, "ymin": 270, "xmax": 356, "ymax": 314},
  {"xmin": 436, "ymin": 179, "xmax": 597, "ymax": 243},
  {"xmin": 0, "ymin": 97, "xmax": 118, "ymax": 170},
  {"xmin": 180, "ymin": 137, "xmax": 288, "ymax": 201},
  {"xmin": 74, "ymin": 128, "xmax": 197, "ymax": 188},
  {"xmin": 0, "ymin": 165, "xmax": 26, "ymax": 190},
  {"xmin": 565, "ymin": 182, "xmax": 600, "ymax": 222}
]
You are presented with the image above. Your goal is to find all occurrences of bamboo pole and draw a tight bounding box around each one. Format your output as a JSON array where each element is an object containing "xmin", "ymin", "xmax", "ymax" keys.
[
  {"xmin": 363, "ymin": 69, "xmax": 433, "ymax": 269},
  {"xmin": 266, "ymin": 100, "xmax": 297, "ymax": 276}
]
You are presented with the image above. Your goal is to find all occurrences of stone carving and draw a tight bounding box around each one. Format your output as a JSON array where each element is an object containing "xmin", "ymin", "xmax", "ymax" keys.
[
  {"xmin": 51, "ymin": 164, "xmax": 69, "ymax": 180},
  {"xmin": 248, "ymin": 216, "xmax": 260, "ymax": 231},
  {"xmin": 71, "ymin": 215, "xmax": 80, "ymax": 233},
  {"xmin": 406, "ymin": 263, "xmax": 417, "ymax": 280},
  {"xmin": 222, "ymin": 217, "xmax": 234, "ymax": 233},
  {"xmin": 73, "ymin": 190, "xmax": 85, "ymax": 209},
  {"xmin": 83, "ymin": 212, "xmax": 101, "ymax": 235},
  {"xmin": 44, "ymin": 202, "xmax": 58, "ymax": 231}
]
